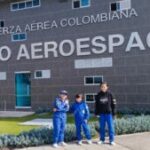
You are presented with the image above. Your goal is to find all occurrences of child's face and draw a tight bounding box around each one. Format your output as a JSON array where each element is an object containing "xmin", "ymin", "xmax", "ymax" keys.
[
  {"xmin": 60, "ymin": 94, "xmax": 67, "ymax": 100},
  {"xmin": 100, "ymin": 84, "xmax": 108, "ymax": 92},
  {"xmin": 76, "ymin": 97, "xmax": 82, "ymax": 103}
]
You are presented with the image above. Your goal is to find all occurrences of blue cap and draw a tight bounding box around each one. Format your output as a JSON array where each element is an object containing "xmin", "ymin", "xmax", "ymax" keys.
[{"xmin": 60, "ymin": 90, "xmax": 68, "ymax": 95}]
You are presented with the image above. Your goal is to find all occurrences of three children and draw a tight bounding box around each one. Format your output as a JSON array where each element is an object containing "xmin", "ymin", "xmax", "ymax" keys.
[{"xmin": 52, "ymin": 82, "xmax": 116, "ymax": 148}]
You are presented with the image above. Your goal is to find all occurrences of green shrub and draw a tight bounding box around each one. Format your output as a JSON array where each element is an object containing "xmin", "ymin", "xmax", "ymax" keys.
[
  {"xmin": 117, "ymin": 107, "xmax": 150, "ymax": 115},
  {"xmin": 0, "ymin": 123, "xmax": 97, "ymax": 148},
  {"xmin": 115, "ymin": 115, "xmax": 150, "ymax": 135},
  {"xmin": 65, "ymin": 123, "xmax": 97, "ymax": 142},
  {"xmin": 64, "ymin": 124, "xmax": 76, "ymax": 142},
  {"xmin": 94, "ymin": 115, "xmax": 150, "ymax": 135}
]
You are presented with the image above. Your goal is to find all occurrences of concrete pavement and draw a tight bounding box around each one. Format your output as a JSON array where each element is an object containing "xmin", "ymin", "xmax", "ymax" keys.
[
  {"xmin": 20, "ymin": 119, "xmax": 53, "ymax": 128},
  {"xmin": 0, "ymin": 111, "xmax": 34, "ymax": 118},
  {"xmin": 15, "ymin": 132, "xmax": 150, "ymax": 150}
]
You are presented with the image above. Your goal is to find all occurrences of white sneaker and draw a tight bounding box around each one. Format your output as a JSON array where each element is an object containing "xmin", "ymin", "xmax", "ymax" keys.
[
  {"xmin": 87, "ymin": 140, "xmax": 92, "ymax": 144},
  {"xmin": 97, "ymin": 141, "xmax": 105, "ymax": 145},
  {"xmin": 110, "ymin": 142, "xmax": 116, "ymax": 146},
  {"xmin": 78, "ymin": 141, "xmax": 83, "ymax": 145},
  {"xmin": 59, "ymin": 142, "xmax": 67, "ymax": 146},
  {"xmin": 53, "ymin": 143, "xmax": 59, "ymax": 148}
]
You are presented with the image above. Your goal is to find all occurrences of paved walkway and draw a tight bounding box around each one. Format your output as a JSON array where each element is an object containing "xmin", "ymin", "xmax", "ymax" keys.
[
  {"xmin": 0, "ymin": 111, "xmax": 34, "ymax": 118},
  {"xmin": 15, "ymin": 132, "xmax": 150, "ymax": 150},
  {"xmin": 20, "ymin": 119, "xmax": 53, "ymax": 128}
]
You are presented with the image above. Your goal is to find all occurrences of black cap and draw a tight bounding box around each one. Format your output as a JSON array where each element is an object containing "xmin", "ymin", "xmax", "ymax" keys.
[{"xmin": 60, "ymin": 90, "xmax": 68, "ymax": 95}]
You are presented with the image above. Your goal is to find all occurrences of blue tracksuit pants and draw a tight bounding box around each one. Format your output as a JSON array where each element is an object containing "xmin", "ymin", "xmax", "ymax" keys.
[
  {"xmin": 99, "ymin": 114, "xmax": 115, "ymax": 142},
  {"xmin": 75, "ymin": 120, "xmax": 91, "ymax": 141},
  {"xmin": 53, "ymin": 115, "xmax": 66, "ymax": 143}
]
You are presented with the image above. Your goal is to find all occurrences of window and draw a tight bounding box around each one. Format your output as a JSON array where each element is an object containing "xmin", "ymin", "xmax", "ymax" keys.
[
  {"xmin": 12, "ymin": 3, "xmax": 18, "ymax": 10},
  {"xmin": 0, "ymin": 72, "xmax": 7, "ymax": 80},
  {"xmin": 0, "ymin": 21, "xmax": 4, "ymax": 28},
  {"xmin": 11, "ymin": 0, "xmax": 41, "ymax": 11},
  {"xmin": 11, "ymin": 33, "xmax": 27, "ymax": 42},
  {"xmin": 84, "ymin": 76, "xmax": 103, "ymax": 85},
  {"xmin": 111, "ymin": 3, "xmax": 118, "ymax": 11},
  {"xmin": 20, "ymin": 33, "xmax": 26, "ymax": 40},
  {"xmin": 74, "ymin": 1, "xmax": 80, "ymax": 8},
  {"xmin": 94, "ymin": 76, "xmax": 103, "ymax": 84},
  {"xmin": 34, "ymin": 70, "xmax": 51, "ymax": 79},
  {"xmin": 110, "ymin": 0, "xmax": 131, "ymax": 12},
  {"xmin": 35, "ymin": 71, "xmax": 42, "ymax": 78},
  {"xmin": 19, "ymin": 2, "xmax": 26, "ymax": 9},
  {"xmin": 85, "ymin": 77, "xmax": 93, "ymax": 84},
  {"xmin": 26, "ymin": 1, "xmax": 32, "ymax": 8},
  {"xmin": 73, "ymin": 0, "xmax": 90, "ymax": 9},
  {"xmin": 81, "ymin": 0, "xmax": 89, "ymax": 7},
  {"xmin": 33, "ymin": 0, "xmax": 40, "ymax": 6},
  {"xmin": 85, "ymin": 93, "xmax": 96, "ymax": 103}
]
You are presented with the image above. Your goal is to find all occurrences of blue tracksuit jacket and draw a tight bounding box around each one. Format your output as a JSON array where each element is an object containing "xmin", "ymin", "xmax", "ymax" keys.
[
  {"xmin": 53, "ymin": 98, "xmax": 69, "ymax": 143},
  {"xmin": 71, "ymin": 101, "xmax": 91, "ymax": 141}
]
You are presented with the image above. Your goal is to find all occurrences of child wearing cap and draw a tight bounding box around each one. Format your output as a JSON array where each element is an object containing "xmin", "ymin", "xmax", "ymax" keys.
[
  {"xmin": 53, "ymin": 90, "xmax": 69, "ymax": 148},
  {"xmin": 70, "ymin": 94, "xmax": 92, "ymax": 145}
]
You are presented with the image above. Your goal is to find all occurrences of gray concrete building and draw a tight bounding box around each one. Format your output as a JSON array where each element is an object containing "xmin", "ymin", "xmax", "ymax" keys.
[{"xmin": 0, "ymin": 0, "xmax": 150, "ymax": 111}]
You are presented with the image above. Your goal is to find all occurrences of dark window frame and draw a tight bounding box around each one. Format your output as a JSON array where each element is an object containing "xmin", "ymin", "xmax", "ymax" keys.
[
  {"xmin": 11, "ymin": 0, "xmax": 41, "ymax": 11},
  {"xmin": 85, "ymin": 93, "xmax": 97, "ymax": 103},
  {"xmin": 72, "ymin": 0, "xmax": 90, "ymax": 9},
  {"xmin": 84, "ymin": 76, "xmax": 103, "ymax": 85},
  {"xmin": 0, "ymin": 21, "xmax": 4, "ymax": 28}
]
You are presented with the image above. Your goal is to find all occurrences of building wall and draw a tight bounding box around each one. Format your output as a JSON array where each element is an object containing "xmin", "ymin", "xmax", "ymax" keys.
[{"xmin": 0, "ymin": 0, "xmax": 150, "ymax": 111}]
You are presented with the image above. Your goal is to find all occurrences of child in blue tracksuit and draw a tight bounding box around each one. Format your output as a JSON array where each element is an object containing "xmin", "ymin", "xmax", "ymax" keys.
[
  {"xmin": 71, "ymin": 94, "xmax": 92, "ymax": 145},
  {"xmin": 53, "ymin": 90, "xmax": 69, "ymax": 148},
  {"xmin": 95, "ymin": 82, "xmax": 117, "ymax": 146}
]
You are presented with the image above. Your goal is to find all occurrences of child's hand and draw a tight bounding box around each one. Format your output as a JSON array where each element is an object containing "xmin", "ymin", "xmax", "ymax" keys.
[
  {"xmin": 53, "ymin": 108, "xmax": 57, "ymax": 112},
  {"xmin": 65, "ymin": 100, "xmax": 69, "ymax": 105},
  {"xmin": 95, "ymin": 115, "xmax": 100, "ymax": 118},
  {"xmin": 113, "ymin": 116, "xmax": 116, "ymax": 120},
  {"xmin": 84, "ymin": 120, "xmax": 88, "ymax": 123}
]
